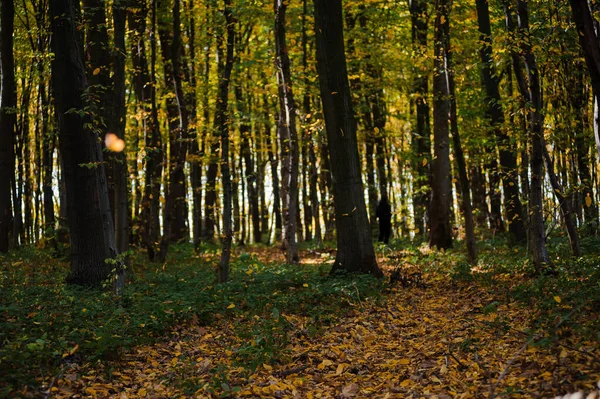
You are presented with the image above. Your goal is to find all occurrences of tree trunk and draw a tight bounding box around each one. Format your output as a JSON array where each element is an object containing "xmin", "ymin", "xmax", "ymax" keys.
[
  {"xmin": 409, "ymin": 0, "xmax": 431, "ymax": 239},
  {"xmin": 0, "ymin": 0, "xmax": 16, "ymax": 252},
  {"xmin": 50, "ymin": 0, "xmax": 118, "ymax": 285},
  {"xmin": 236, "ymin": 84, "xmax": 261, "ymax": 244},
  {"xmin": 448, "ymin": 50, "xmax": 477, "ymax": 264},
  {"xmin": 157, "ymin": 0, "xmax": 190, "ymax": 261},
  {"xmin": 515, "ymin": 0, "xmax": 551, "ymax": 271},
  {"xmin": 429, "ymin": 0, "xmax": 453, "ymax": 250},
  {"xmin": 217, "ymin": 0, "xmax": 235, "ymax": 283},
  {"xmin": 475, "ymin": 0, "xmax": 525, "ymax": 243},
  {"xmin": 313, "ymin": 0, "xmax": 381, "ymax": 277},
  {"xmin": 110, "ymin": 0, "xmax": 129, "ymax": 257},
  {"xmin": 129, "ymin": 0, "xmax": 163, "ymax": 261},
  {"xmin": 570, "ymin": 0, "xmax": 600, "ymax": 158},
  {"xmin": 275, "ymin": 0, "xmax": 299, "ymax": 264}
]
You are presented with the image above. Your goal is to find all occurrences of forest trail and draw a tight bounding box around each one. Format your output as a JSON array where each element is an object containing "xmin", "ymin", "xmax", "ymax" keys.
[{"xmin": 38, "ymin": 248, "xmax": 599, "ymax": 399}]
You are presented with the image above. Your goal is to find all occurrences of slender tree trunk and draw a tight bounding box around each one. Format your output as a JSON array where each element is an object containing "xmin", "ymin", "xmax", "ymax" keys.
[
  {"xmin": 129, "ymin": 0, "xmax": 163, "ymax": 260},
  {"xmin": 409, "ymin": 0, "xmax": 431, "ymax": 239},
  {"xmin": 476, "ymin": 0, "xmax": 525, "ymax": 243},
  {"xmin": 0, "ymin": 0, "xmax": 16, "ymax": 252},
  {"xmin": 264, "ymin": 100, "xmax": 282, "ymax": 241},
  {"xmin": 314, "ymin": 0, "xmax": 381, "ymax": 276},
  {"xmin": 50, "ymin": 0, "xmax": 118, "ymax": 285},
  {"xmin": 236, "ymin": 84, "xmax": 261, "ymax": 244},
  {"xmin": 111, "ymin": 0, "xmax": 129, "ymax": 258},
  {"xmin": 515, "ymin": 0, "xmax": 551, "ymax": 270},
  {"xmin": 217, "ymin": 0, "xmax": 235, "ymax": 282},
  {"xmin": 157, "ymin": 0, "xmax": 190, "ymax": 261},
  {"xmin": 275, "ymin": 0, "xmax": 299, "ymax": 264},
  {"xmin": 447, "ymin": 49, "xmax": 477, "ymax": 264},
  {"xmin": 570, "ymin": 0, "xmax": 600, "ymax": 158},
  {"xmin": 429, "ymin": 0, "xmax": 453, "ymax": 250}
]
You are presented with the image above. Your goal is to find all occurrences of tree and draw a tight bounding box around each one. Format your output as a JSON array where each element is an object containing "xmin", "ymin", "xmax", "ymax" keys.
[
  {"xmin": 275, "ymin": 0, "xmax": 299, "ymax": 264},
  {"xmin": 216, "ymin": 0, "xmax": 235, "ymax": 282},
  {"xmin": 313, "ymin": 0, "xmax": 382, "ymax": 277},
  {"xmin": 408, "ymin": 0, "xmax": 431, "ymax": 239},
  {"xmin": 429, "ymin": 0, "xmax": 453, "ymax": 250},
  {"xmin": 49, "ymin": 0, "xmax": 119, "ymax": 285},
  {"xmin": 129, "ymin": 0, "xmax": 163, "ymax": 260},
  {"xmin": 0, "ymin": 0, "xmax": 16, "ymax": 252},
  {"xmin": 475, "ymin": 0, "xmax": 526, "ymax": 243}
]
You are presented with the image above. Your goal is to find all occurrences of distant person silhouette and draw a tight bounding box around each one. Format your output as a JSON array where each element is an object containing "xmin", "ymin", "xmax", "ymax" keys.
[{"xmin": 376, "ymin": 193, "xmax": 392, "ymax": 244}]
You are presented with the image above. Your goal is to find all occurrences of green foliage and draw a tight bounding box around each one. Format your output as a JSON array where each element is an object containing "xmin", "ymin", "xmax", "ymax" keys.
[{"xmin": 0, "ymin": 244, "xmax": 382, "ymax": 393}]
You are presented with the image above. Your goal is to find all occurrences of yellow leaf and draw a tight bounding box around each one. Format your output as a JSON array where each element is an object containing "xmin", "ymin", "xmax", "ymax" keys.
[
  {"xmin": 560, "ymin": 348, "xmax": 568, "ymax": 358},
  {"xmin": 322, "ymin": 359, "xmax": 333, "ymax": 366},
  {"xmin": 440, "ymin": 364, "xmax": 448, "ymax": 374},
  {"xmin": 93, "ymin": 67, "xmax": 101, "ymax": 75},
  {"xmin": 303, "ymin": 283, "xmax": 309, "ymax": 287},
  {"xmin": 422, "ymin": 157, "xmax": 428, "ymax": 166},
  {"xmin": 85, "ymin": 388, "xmax": 97, "ymax": 396},
  {"xmin": 263, "ymin": 363, "xmax": 273, "ymax": 371},
  {"xmin": 171, "ymin": 357, "xmax": 178, "ymax": 366},
  {"xmin": 227, "ymin": 303, "xmax": 236, "ymax": 309},
  {"xmin": 138, "ymin": 388, "xmax": 147, "ymax": 397},
  {"xmin": 398, "ymin": 358, "xmax": 410, "ymax": 365},
  {"xmin": 336, "ymin": 363, "xmax": 346, "ymax": 375},
  {"xmin": 554, "ymin": 296, "xmax": 561, "ymax": 303},
  {"xmin": 586, "ymin": 195, "xmax": 592, "ymax": 207},
  {"xmin": 400, "ymin": 379, "xmax": 411, "ymax": 387}
]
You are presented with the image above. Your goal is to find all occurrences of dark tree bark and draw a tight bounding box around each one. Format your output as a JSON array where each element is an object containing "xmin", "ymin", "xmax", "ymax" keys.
[
  {"xmin": 514, "ymin": 0, "xmax": 551, "ymax": 270},
  {"xmin": 570, "ymin": 0, "xmax": 600, "ymax": 158},
  {"xmin": 129, "ymin": 0, "xmax": 163, "ymax": 260},
  {"xmin": 408, "ymin": 0, "xmax": 431, "ymax": 239},
  {"xmin": 447, "ymin": 44, "xmax": 477, "ymax": 264},
  {"xmin": 236, "ymin": 84, "xmax": 261, "ymax": 244},
  {"xmin": 217, "ymin": 0, "xmax": 235, "ymax": 282},
  {"xmin": 82, "ymin": 0, "xmax": 129, "ymax": 260},
  {"xmin": 157, "ymin": 0, "xmax": 190, "ymax": 261},
  {"xmin": 0, "ymin": 0, "xmax": 16, "ymax": 252},
  {"xmin": 50, "ymin": 0, "xmax": 118, "ymax": 285},
  {"xmin": 275, "ymin": 0, "xmax": 300, "ymax": 264},
  {"xmin": 570, "ymin": 61, "xmax": 598, "ymax": 230},
  {"xmin": 110, "ymin": 0, "xmax": 129, "ymax": 255},
  {"xmin": 264, "ymin": 95, "xmax": 282, "ymax": 241},
  {"xmin": 475, "ymin": 0, "xmax": 525, "ymax": 243},
  {"xmin": 313, "ymin": 0, "xmax": 381, "ymax": 277},
  {"xmin": 429, "ymin": 0, "xmax": 453, "ymax": 250}
]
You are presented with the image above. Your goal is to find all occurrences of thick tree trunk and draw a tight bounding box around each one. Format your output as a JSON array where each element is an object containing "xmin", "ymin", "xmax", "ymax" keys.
[
  {"xmin": 429, "ymin": 0, "xmax": 453, "ymax": 250},
  {"xmin": 50, "ymin": 0, "xmax": 118, "ymax": 285},
  {"xmin": 275, "ymin": 0, "xmax": 299, "ymax": 264},
  {"xmin": 475, "ymin": 0, "xmax": 525, "ymax": 243},
  {"xmin": 313, "ymin": 0, "xmax": 381, "ymax": 277},
  {"xmin": 0, "ymin": 0, "xmax": 16, "ymax": 252}
]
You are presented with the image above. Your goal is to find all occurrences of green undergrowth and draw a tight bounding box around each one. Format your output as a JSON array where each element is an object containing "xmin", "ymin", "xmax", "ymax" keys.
[
  {"xmin": 0, "ymin": 244, "xmax": 382, "ymax": 394},
  {"xmin": 392, "ymin": 234, "xmax": 600, "ymax": 344}
]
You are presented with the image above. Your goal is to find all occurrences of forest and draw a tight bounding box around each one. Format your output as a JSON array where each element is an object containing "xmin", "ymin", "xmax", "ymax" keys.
[{"xmin": 1, "ymin": 0, "xmax": 600, "ymax": 396}]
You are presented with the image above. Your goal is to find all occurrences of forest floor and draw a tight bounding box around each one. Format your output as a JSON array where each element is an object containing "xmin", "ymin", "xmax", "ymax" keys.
[{"xmin": 3, "ymin": 240, "xmax": 600, "ymax": 398}]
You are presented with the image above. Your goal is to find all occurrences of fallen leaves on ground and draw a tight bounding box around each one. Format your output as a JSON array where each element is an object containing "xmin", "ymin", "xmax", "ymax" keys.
[{"xmin": 21, "ymin": 248, "xmax": 600, "ymax": 398}]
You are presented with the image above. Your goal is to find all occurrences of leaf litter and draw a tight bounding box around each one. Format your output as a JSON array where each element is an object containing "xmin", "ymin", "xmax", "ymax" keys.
[{"xmin": 12, "ymin": 247, "xmax": 600, "ymax": 398}]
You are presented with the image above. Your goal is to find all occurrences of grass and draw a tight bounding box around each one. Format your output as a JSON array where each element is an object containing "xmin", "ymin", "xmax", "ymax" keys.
[{"xmin": 0, "ymin": 243, "xmax": 383, "ymax": 395}]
